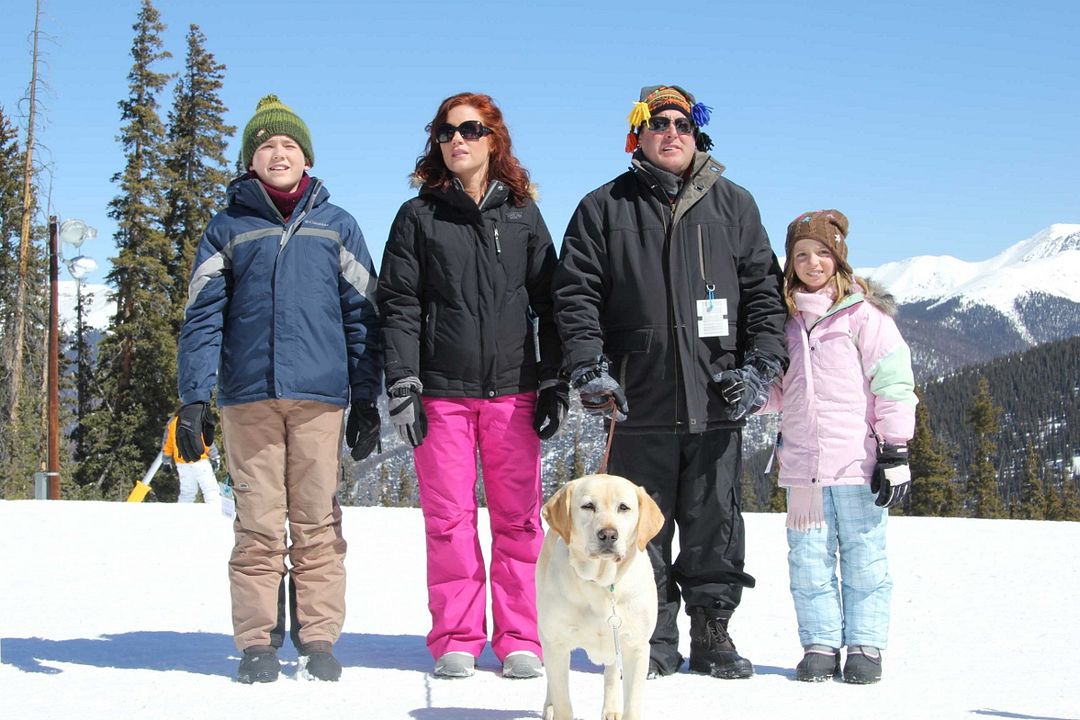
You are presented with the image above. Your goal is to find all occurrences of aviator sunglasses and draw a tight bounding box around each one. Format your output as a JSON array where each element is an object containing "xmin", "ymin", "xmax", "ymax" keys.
[
  {"xmin": 646, "ymin": 116, "xmax": 695, "ymax": 135},
  {"xmin": 434, "ymin": 120, "xmax": 493, "ymax": 144}
]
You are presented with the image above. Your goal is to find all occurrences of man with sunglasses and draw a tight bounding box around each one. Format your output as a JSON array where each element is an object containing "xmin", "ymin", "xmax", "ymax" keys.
[{"xmin": 552, "ymin": 85, "xmax": 788, "ymax": 680}]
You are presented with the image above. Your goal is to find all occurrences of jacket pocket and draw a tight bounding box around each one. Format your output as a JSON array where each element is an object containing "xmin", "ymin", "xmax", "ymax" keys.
[
  {"xmin": 604, "ymin": 328, "xmax": 653, "ymax": 387},
  {"xmin": 422, "ymin": 303, "xmax": 437, "ymax": 361}
]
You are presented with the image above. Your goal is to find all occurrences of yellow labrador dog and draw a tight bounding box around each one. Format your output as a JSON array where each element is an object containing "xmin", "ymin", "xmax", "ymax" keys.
[{"xmin": 537, "ymin": 474, "xmax": 665, "ymax": 720}]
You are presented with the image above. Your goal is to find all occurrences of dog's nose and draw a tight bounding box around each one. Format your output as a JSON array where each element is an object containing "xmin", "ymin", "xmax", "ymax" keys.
[{"xmin": 597, "ymin": 527, "xmax": 618, "ymax": 544}]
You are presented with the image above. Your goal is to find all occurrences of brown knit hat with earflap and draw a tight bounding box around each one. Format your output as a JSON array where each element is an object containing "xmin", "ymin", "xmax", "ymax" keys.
[{"xmin": 785, "ymin": 209, "xmax": 852, "ymax": 274}]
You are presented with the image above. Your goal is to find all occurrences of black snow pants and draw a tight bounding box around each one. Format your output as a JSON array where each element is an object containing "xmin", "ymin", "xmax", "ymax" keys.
[{"xmin": 607, "ymin": 428, "xmax": 756, "ymax": 674}]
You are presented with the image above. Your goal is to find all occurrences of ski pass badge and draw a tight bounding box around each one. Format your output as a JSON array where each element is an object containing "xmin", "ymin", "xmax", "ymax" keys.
[
  {"xmin": 696, "ymin": 284, "xmax": 729, "ymax": 338},
  {"xmin": 220, "ymin": 475, "xmax": 236, "ymax": 519}
]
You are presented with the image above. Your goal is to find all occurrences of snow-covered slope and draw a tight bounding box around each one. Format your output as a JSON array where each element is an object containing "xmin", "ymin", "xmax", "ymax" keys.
[{"xmin": 3, "ymin": 500, "xmax": 1079, "ymax": 719}]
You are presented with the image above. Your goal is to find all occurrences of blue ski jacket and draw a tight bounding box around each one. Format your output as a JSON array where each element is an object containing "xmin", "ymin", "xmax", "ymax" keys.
[{"xmin": 178, "ymin": 174, "xmax": 381, "ymax": 408}]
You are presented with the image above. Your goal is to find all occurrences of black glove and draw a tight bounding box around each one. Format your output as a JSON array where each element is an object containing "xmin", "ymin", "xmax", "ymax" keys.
[
  {"xmin": 570, "ymin": 358, "xmax": 628, "ymax": 421},
  {"xmin": 176, "ymin": 402, "xmax": 214, "ymax": 463},
  {"xmin": 714, "ymin": 351, "xmax": 784, "ymax": 421},
  {"xmin": 388, "ymin": 378, "xmax": 428, "ymax": 448},
  {"xmin": 871, "ymin": 443, "xmax": 911, "ymax": 508},
  {"xmin": 345, "ymin": 401, "xmax": 381, "ymax": 461},
  {"xmin": 533, "ymin": 381, "xmax": 570, "ymax": 440}
]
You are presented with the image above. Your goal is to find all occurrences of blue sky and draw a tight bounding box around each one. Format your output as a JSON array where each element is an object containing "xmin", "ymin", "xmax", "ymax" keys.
[{"xmin": 2, "ymin": 0, "xmax": 1077, "ymax": 285}]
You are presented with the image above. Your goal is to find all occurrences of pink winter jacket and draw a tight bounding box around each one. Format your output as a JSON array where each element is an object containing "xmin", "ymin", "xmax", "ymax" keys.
[{"xmin": 759, "ymin": 281, "xmax": 917, "ymax": 488}]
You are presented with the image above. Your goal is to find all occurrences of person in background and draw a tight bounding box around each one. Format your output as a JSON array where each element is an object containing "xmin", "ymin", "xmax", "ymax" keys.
[
  {"xmin": 552, "ymin": 84, "xmax": 788, "ymax": 680},
  {"xmin": 758, "ymin": 209, "xmax": 916, "ymax": 684},
  {"xmin": 175, "ymin": 94, "xmax": 382, "ymax": 684},
  {"xmin": 378, "ymin": 92, "xmax": 564, "ymax": 680},
  {"xmin": 161, "ymin": 411, "xmax": 220, "ymax": 504}
]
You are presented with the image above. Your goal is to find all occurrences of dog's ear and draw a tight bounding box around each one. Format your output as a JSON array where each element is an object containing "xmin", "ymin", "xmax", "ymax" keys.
[
  {"xmin": 635, "ymin": 486, "xmax": 665, "ymax": 551},
  {"xmin": 542, "ymin": 482, "xmax": 575, "ymax": 544}
]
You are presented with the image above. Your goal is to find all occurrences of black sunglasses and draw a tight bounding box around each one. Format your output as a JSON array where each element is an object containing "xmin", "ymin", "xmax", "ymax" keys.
[
  {"xmin": 646, "ymin": 116, "xmax": 695, "ymax": 135},
  {"xmin": 434, "ymin": 121, "xmax": 493, "ymax": 144}
]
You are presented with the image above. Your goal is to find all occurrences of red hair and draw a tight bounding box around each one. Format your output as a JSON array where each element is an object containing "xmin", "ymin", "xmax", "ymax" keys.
[{"xmin": 413, "ymin": 92, "xmax": 532, "ymax": 207}]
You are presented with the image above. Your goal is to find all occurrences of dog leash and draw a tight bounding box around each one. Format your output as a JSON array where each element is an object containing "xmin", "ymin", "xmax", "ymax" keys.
[
  {"xmin": 607, "ymin": 584, "xmax": 624, "ymax": 680},
  {"xmin": 581, "ymin": 396, "xmax": 619, "ymax": 474}
]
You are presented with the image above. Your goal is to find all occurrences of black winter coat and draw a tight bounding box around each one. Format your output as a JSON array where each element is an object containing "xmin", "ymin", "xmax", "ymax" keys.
[
  {"xmin": 379, "ymin": 180, "xmax": 560, "ymax": 398},
  {"xmin": 552, "ymin": 152, "xmax": 788, "ymax": 434}
]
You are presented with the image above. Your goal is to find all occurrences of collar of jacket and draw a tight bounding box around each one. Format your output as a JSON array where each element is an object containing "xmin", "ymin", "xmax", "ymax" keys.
[
  {"xmin": 226, "ymin": 172, "xmax": 328, "ymax": 223},
  {"xmin": 630, "ymin": 151, "xmax": 726, "ymax": 228},
  {"xmin": 818, "ymin": 279, "xmax": 899, "ymax": 324},
  {"xmin": 420, "ymin": 178, "xmax": 509, "ymax": 226}
]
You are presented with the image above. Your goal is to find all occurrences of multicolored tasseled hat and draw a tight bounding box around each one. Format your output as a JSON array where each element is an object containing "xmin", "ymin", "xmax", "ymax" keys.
[
  {"xmin": 785, "ymin": 209, "xmax": 852, "ymax": 274},
  {"xmin": 625, "ymin": 85, "xmax": 714, "ymax": 153}
]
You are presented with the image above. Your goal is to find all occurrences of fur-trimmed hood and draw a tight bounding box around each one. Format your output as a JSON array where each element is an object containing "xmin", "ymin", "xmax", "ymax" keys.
[{"xmin": 854, "ymin": 277, "xmax": 898, "ymax": 317}]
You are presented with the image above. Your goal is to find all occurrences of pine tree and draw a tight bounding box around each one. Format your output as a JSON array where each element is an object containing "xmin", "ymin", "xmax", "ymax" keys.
[
  {"xmin": 6, "ymin": 0, "xmax": 45, "ymax": 432},
  {"xmin": 0, "ymin": 105, "xmax": 49, "ymax": 497},
  {"xmin": 965, "ymin": 377, "xmax": 1006, "ymax": 518},
  {"xmin": 0, "ymin": 106, "xmax": 24, "ymax": 487},
  {"xmin": 907, "ymin": 390, "xmax": 961, "ymax": 517},
  {"xmin": 768, "ymin": 482, "xmax": 786, "ymax": 513},
  {"xmin": 78, "ymin": 0, "xmax": 176, "ymax": 497},
  {"xmin": 161, "ymin": 23, "xmax": 234, "ymax": 327},
  {"xmin": 1060, "ymin": 470, "xmax": 1080, "ymax": 522},
  {"xmin": 739, "ymin": 469, "xmax": 760, "ymax": 512},
  {"xmin": 397, "ymin": 464, "xmax": 417, "ymax": 507},
  {"xmin": 1015, "ymin": 440, "xmax": 1046, "ymax": 520},
  {"xmin": 1044, "ymin": 476, "xmax": 1066, "ymax": 521}
]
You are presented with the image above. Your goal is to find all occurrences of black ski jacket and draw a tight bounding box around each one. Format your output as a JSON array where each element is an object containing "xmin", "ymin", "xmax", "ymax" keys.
[
  {"xmin": 379, "ymin": 180, "xmax": 560, "ymax": 397},
  {"xmin": 552, "ymin": 152, "xmax": 787, "ymax": 434}
]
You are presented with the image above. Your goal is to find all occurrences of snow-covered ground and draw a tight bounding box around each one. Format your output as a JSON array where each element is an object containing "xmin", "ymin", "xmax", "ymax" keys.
[{"xmin": 3, "ymin": 501, "xmax": 1078, "ymax": 719}]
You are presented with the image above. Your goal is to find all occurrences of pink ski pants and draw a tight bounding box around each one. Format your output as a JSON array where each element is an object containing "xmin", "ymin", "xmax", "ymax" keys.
[{"xmin": 413, "ymin": 392, "xmax": 543, "ymax": 662}]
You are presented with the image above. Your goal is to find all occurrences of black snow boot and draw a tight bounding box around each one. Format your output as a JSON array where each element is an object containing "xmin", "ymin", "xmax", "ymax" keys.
[
  {"xmin": 795, "ymin": 645, "xmax": 840, "ymax": 682},
  {"xmin": 300, "ymin": 641, "xmax": 342, "ymax": 682},
  {"xmin": 237, "ymin": 645, "xmax": 280, "ymax": 684},
  {"xmin": 687, "ymin": 608, "xmax": 754, "ymax": 679},
  {"xmin": 843, "ymin": 646, "xmax": 882, "ymax": 684}
]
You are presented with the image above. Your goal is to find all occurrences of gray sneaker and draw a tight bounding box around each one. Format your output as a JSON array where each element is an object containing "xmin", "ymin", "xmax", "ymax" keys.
[
  {"xmin": 501, "ymin": 651, "xmax": 543, "ymax": 679},
  {"xmin": 434, "ymin": 651, "xmax": 475, "ymax": 678}
]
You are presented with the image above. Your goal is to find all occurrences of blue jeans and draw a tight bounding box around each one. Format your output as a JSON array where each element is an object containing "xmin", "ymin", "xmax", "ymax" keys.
[{"xmin": 786, "ymin": 485, "xmax": 892, "ymax": 649}]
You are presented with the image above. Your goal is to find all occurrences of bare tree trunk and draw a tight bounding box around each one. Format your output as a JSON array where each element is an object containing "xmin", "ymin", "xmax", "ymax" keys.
[{"xmin": 7, "ymin": 0, "xmax": 43, "ymax": 426}]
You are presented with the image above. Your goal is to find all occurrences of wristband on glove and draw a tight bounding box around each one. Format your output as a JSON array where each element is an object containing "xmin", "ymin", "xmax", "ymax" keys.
[
  {"xmin": 713, "ymin": 351, "xmax": 784, "ymax": 422},
  {"xmin": 176, "ymin": 402, "xmax": 214, "ymax": 463},
  {"xmin": 388, "ymin": 378, "xmax": 427, "ymax": 448},
  {"xmin": 570, "ymin": 357, "xmax": 628, "ymax": 421},
  {"xmin": 534, "ymin": 379, "xmax": 570, "ymax": 440},
  {"xmin": 346, "ymin": 400, "xmax": 381, "ymax": 461},
  {"xmin": 871, "ymin": 442, "xmax": 911, "ymax": 509}
]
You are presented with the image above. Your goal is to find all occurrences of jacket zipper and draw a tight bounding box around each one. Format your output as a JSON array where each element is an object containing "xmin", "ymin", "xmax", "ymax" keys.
[{"xmin": 697, "ymin": 225, "xmax": 706, "ymax": 281}]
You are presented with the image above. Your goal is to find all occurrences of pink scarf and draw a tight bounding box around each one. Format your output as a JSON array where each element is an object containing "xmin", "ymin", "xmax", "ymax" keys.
[{"xmin": 785, "ymin": 285, "xmax": 839, "ymax": 532}]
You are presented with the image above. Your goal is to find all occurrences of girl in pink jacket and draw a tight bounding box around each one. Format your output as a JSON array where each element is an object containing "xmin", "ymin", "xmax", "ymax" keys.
[{"xmin": 759, "ymin": 209, "xmax": 916, "ymax": 685}]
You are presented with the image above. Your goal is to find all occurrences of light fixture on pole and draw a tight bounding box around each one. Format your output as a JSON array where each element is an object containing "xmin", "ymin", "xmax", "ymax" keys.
[{"xmin": 46, "ymin": 217, "xmax": 97, "ymax": 500}]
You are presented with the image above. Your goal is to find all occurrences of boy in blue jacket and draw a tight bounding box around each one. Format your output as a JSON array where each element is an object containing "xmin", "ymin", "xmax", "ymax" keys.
[{"xmin": 175, "ymin": 95, "xmax": 382, "ymax": 683}]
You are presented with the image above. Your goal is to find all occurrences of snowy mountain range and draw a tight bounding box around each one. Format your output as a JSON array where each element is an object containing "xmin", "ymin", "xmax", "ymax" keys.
[{"xmin": 857, "ymin": 224, "xmax": 1080, "ymax": 379}]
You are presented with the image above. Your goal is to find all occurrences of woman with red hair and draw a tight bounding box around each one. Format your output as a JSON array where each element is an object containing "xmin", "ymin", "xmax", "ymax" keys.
[{"xmin": 378, "ymin": 93, "xmax": 564, "ymax": 680}]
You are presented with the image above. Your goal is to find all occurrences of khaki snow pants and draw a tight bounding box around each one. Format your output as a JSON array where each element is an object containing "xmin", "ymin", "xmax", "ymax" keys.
[{"xmin": 221, "ymin": 399, "xmax": 346, "ymax": 651}]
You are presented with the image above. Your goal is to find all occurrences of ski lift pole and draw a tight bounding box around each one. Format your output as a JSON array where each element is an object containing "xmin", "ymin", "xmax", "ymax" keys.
[{"xmin": 127, "ymin": 451, "xmax": 164, "ymax": 502}]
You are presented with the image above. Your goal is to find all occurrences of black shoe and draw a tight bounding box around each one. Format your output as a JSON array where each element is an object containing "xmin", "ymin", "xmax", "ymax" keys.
[
  {"xmin": 687, "ymin": 608, "xmax": 754, "ymax": 679},
  {"xmin": 300, "ymin": 641, "xmax": 342, "ymax": 682},
  {"xmin": 843, "ymin": 646, "xmax": 882, "ymax": 684},
  {"xmin": 237, "ymin": 645, "xmax": 280, "ymax": 684},
  {"xmin": 795, "ymin": 645, "xmax": 840, "ymax": 682}
]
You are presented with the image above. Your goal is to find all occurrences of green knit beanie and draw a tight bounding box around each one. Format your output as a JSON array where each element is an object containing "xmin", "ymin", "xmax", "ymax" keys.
[{"xmin": 241, "ymin": 94, "xmax": 315, "ymax": 169}]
